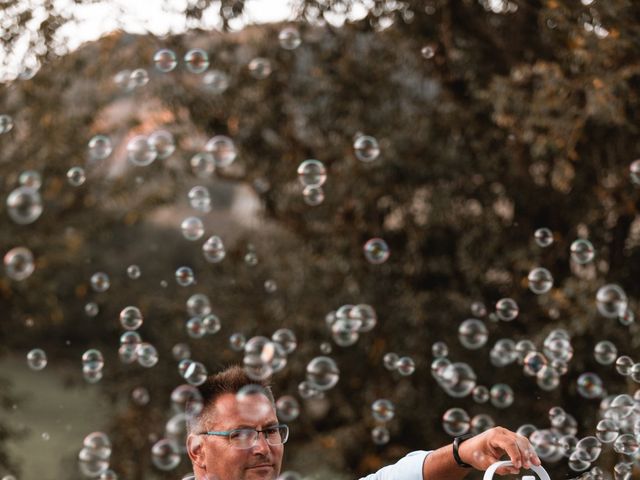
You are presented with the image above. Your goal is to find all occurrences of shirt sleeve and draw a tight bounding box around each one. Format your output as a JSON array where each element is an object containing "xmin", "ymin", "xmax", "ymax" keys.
[{"xmin": 358, "ymin": 450, "xmax": 432, "ymax": 480}]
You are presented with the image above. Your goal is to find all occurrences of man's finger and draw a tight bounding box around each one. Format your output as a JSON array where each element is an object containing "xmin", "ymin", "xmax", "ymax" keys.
[{"xmin": 499, "ymin": 436, "xmax": 524, "ymax": 470}]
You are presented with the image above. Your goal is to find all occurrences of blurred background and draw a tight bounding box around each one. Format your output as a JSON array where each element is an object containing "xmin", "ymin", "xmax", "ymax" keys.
[{"xmin": 1, "ymin": 0, "xmax": 639, "ymax": 479}]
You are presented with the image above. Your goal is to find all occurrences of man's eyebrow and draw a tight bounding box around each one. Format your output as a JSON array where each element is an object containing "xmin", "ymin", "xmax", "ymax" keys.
[{"xmin": 231, "ymin": 422, "xmax": 279, "ymax": 430}]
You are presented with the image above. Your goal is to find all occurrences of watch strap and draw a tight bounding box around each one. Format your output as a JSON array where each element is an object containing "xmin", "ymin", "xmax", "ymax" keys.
[{"xmin": 453, "ymin": 433, "xmax": 474, "ymax": 468}]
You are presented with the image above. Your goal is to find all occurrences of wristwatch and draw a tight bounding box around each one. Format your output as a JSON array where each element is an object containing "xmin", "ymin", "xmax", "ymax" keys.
[{"xmin": 453, "ymin": 433, "xmax": 474, "ymax": 468}]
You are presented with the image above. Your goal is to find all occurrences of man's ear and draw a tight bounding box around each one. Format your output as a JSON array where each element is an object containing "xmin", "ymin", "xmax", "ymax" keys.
[{"xmin": 187, "ymin": 434, "xmax": 206, "ymax": 469}]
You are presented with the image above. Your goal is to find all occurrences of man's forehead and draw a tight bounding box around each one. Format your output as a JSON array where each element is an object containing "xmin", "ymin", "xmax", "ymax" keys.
[{"xmin": 211, "ymin": 392, "xmax": 277, "ymax": 426}]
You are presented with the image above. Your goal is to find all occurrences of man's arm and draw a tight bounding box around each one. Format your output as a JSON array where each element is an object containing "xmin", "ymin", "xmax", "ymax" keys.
[{"xmin": 422, "ymin": 427, "xmax": 541, "ymax": 480}]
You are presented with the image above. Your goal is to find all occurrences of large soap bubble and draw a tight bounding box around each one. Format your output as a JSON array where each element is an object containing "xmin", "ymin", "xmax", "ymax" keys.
[{"xmin": 7, "ymin": 187, "xmax": 43, "ymax": 224}]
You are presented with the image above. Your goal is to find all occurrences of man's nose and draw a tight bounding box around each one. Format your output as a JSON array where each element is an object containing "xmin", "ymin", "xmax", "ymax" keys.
[{"xmin": 252, "ymin": 432, "xmax": 270, "ymax": 454}]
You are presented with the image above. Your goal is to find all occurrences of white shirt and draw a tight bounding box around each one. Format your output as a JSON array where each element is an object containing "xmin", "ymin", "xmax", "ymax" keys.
[{"xmin": 359, "ymin": 451, "xmax": 432, "ymax": 480}]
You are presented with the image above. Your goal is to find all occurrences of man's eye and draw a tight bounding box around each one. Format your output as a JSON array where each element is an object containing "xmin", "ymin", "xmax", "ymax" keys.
[
  {"xmin": 265, "ymin": 427, "xmax": 280, "ymax": 436},
  {"xmin": 232, "ymin": 430, "xmax": 254, "ymax": 439}
]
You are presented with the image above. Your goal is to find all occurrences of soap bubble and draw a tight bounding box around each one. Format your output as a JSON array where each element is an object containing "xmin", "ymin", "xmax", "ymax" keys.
[
  {"xmin": 530, "ymin": 429, "xmax": 559, "ymax": 459},
  {"xmin": 596, "ymin": 419, "xmax": 620, "ymax": 443},
  {"xmin": 202, "ymin": 235, "xmax": 226, "ymax": 263},
  {"xmin": 175, "ymin": 266, "xmax": 195, "ymax": 287},
  {"xmin": 90, "ymin": 272, "xmax": 110, "ymax": 292},
  {"xmin": 202, "ymin": 70, "xmax": 230, "ymax": 94},
  {"xmin": 7, "ymin": 187, "xmax": 43, "ymax": 224},
  {"xmin": 27, "ymin": 348, "xmax": 47, "ymax": 370},
  {"xmin": 371, "ymin": 399, "xmax": 395, "ymax": 422},
  {"xmin": 184, "ymin": 48, "xmax": 209, "ymax": 73},
  {"xmin": 264, "ymin": 279, "xmax": 278, "ymax": 293},
  {"xmin": 99, "ymin": 470, "xmax": 118, "ymax": 480},
  {"xmin": 88, "ymin": 135, "xmax": 112, "ymax": 160},
  {"xmin": 442, "ymin": 407, "xmax": 470, "ymax": 436},
  {"xmin": 272, "ymin": 329, "xmax": 297, "ymax": 354},
  {"xmin": 4, "ymin": 246, "xmax": 35, "ymax": 281},
  {"xmin": 536, "ymin": 365, "xmax": 559, "ymax": 391},
  {"xmin": 619, "ymin": 308, "xmax": 634, "ymax": 326},
  {"xmin": 0, "ymin": 114, "xmax": 13, "ymax": 133},
  {"xmin": 297, "ymin": 159, "xmax": 327, "ymax": 187},
  {"xmin": 229, "ymin": 332, "xmax": 246, "ymax": 351},
  {"xmin": 527, "ymin": 267, "xmax": 553, "ymax": 294},
  {"xmin": 78, "ymin": 446, "xmax": 110, "ymax": 477},
  {"xmin": 172, "ymin": 343, "xmax": 191, "ymax": 361},
  {"xmin": 596, "ymin": 284, "xmax": 628, "ymax": 319},
  {"xmin": 82, "ymin": 349, "xmax": 104, "ymax": 372},
  {"xmin": 298, "ymin": 380, "xmax": 321, "ymax": 399},
  {"xmin": 371, "ymin": 426, "xmax": 390, "ymax": 445},
  {"xmin": 132, "ymin": 387, "xmax": 150, "ymax": 406},
  {"xmin": 306, "ymin": 356, "xmax": 339, "ymax": 391},
  {"xmin": 182, "ymin": 361, "xmax": 207, "ymax": 386},
  {"xmin": 186, "ymin": 317, "xmax": 205, "ymax": 339},
  {"xmin": 171, "ymin": 384, "xmax": 203, "ymax": 416},
  {"xmin": 576, "ymin": 436, "xmax": 602, "ymax": 462},
  {"xmin": 570, "ymin": 239, "xmax": 595, "ymax": 264},
  {"xmin": 244, "ymin": 250, "xmax": 258, "ymax": 266},
  {"xmin": 490, "ymin": 383, "xmax": 514, "ymax": 408},
  {"xmin": 151, "ymin": 438, "xmax": 180, "ymax": 470},
  {"xmin": 353, "ymin": 135, "xmax": 380, "ymax": 162},
  {"xmin": 137, "ymin": 343, "xmax": 159, "ymax": 368},
  {"xmin": 190, "ymin": 152, "xmax": 215, "ymax": 178},
  {"xmin": 458, "ymin": 319, "xmax": 488, "ymax": 349},
  {"xmin": 577, "ymin": 372, "xmax": 604, "ymax": 399},
  {"xmin": 432, "ymin": 341, "xmax": 448, "ymax": 358},
  {"xmin": 188, "ymin": 186, "xmax": 211, "ymax": 213},
  {"xmin": 472, "ymin": 385, "xmax": 489, "ymax": 403},
  {"xmin": 568, "ymin": 450, "xmax": 590, "ymax": 472},
  {"xmin": 534, "ymin": 227, "xmax": 554, "ymax": 247},
  {"xmin": 119, "ymin": 306, "xmax": 143, "ymax": 331},
  {"xmin": 202, "ymin": 314, "xmax": 221, "ymax": 334},
  {"xmin": 303, "ymin": 185, "xmax": 324, "ymax": 206},
  {"xmin": 129, "ymin": 68, "xmax": 149, "ymax": 88},
  {"xmin": 630, "ymin": 159, "xmax": 640, "ymax": 186},
  {"xmin": 548, "ymin": 406, "xmax": 566, "ymax": 427},
  {"xmin": 515, "ymin": 340, "xmax": 536, "ymax": 364},
  {"xmin": 396, "ymin": 356, "xmax": 415, "ymax": 376},
  {"xmin": 495, "ymin": 298, "xmax": 519, "ymax": 321},
  {"xmin": 205, "ymin": 135, "xmax": 237, "ymax": 167},
  {"xmin": 127, "ymin": 135, "xmax": 157, "ymax": 166},
  {"xmin": 248, "ymin": 57, "xmax": 272, "ymax": 79},
  {"xmin": 615, "ymin": 355, "xmax": 633, "ymax": 375},
  {"xmin": 470, "ymin": 413, "xmax": 495, "ymax": 434},
  {"xmin": 148, "ymin": 130, "xmax": 175, "ymax": 159},
  {"xmin": 440, "ymin": 362, "xmax": 477, "ymax": 397},
  {"xmin": 127, "ymin": 264, "xmax": 141, "ymax": 279},
  {"xmin": 320, "ymin": 342, "xmax": 332, "ymax": 354},
  {"xmin": 237, "ymin": 384, "xmax": 273, "ymax": 421},
  {"xmin": 67, "ymin": 166, "xmax": 86, "ymax": 186},
  {"xmin": 383, "ymin": 352, "xmax": 399, "ymax": 370},
  {"xmin": 594, "ymin": 340, "xmax": 617, "ymax": 365},
  {"xmin": 490, "ymin": 338, "xmax": 518, "ymax": 367},
  {"xmin": 19, "ymin": 170, "xmax": 42, "ymax": 189},
  {"xmin": 85, "ymin": 302, "xmax": 99, "ymax": 317},
  {"xmin": 153, "ymin": 49, "xmax": 177, "ymax": 72},
  {"xmin": 363, "ymin": 238, "xmax": 390, "ymax": 264},
  {"xmin": 276, "ymin": 396, "xmax": 300, "ymax": 422},
  {"xmin": 421, "ymin": 44, "xmax": 436, "ymax": 59},
  {"xmin": 470, "ymin": 302, "xmax": 487, "ymax": 317},
  {"xmin": 279, "ymin": 27, "xmax": 301, "ymax": 49},
  {"xmin": 630, "ymin": 362, "xmax": 640, "ymax": 382},
  {"xmin": 613, "ymin": 434, "xmax": 638, "ymax": 455},
  {"xmin": 181, "ymin": 217, "xmax": 204, "ymax": 241}
]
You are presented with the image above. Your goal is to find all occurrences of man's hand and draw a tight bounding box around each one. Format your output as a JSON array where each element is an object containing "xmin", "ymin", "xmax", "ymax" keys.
[{"xmin": 457, "ymin": 427, "xmax": 541, "ymax": 475}]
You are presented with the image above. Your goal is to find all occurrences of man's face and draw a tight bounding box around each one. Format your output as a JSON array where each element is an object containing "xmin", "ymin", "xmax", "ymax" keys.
[{"xmin": 188, "ymin": 392, "xmax": 284, "ymax": 480}]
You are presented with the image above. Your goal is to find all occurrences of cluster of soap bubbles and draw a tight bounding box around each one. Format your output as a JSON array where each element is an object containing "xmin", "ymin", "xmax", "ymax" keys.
[
  {"xmin": 82, "ymin": 349, "xmax": 105, "ymax": 383},
  {"xmin": 118, "ymin": 331, "xmax": 159, "ymax": 368},
  {"xmin": 126, "ymin": 129, "xmax": 175, "ymax": 167},
  {"xmin": 242, "ymin": 329, "xmax": 297, "ymax": 381},
  {"xmin": 297, "ymin": 159, "xmax": 327, "ymax": 206},
  {"xmin": 382, "ymin": 351, "xmax": 416, "ymax": 376},
  {"xmin": 371, "ymin": 398, "xmax": 395, "ymax": 445},
  {"xmin": 78, "ymin": 431, "xmax": 114, "ymax": 478},
  {"xmin": 324, "ymin": 304, "xmax": 378, "ymax": 348},
  {"xmin": 113, "ymin": 68, "xmax": 149, "ymax": 91},
  {"xmin": 184, "ymin": 293, "xmax": 222, "ymax": 339},
  {"xmin": 298, "ymin": 356, "xmax": 340, "ymax": 399},
  {"xmin": 6, "ymin": 172, "xmax": 44, "ymax": 225}
]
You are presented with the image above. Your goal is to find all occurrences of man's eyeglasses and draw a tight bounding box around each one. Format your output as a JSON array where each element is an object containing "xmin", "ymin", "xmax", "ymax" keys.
[{"xmin": 198, "ymin": 424, "xmax": 289, "ymax": 449}]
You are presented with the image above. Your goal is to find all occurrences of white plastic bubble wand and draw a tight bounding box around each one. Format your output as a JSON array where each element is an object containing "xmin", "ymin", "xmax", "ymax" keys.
[{"xmin": 482, "ymin": 460, "xmax": 551, "ymax": 480}]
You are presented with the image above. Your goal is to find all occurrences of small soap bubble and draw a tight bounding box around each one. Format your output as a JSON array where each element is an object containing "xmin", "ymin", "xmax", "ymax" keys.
[
  {"xmin": 202, "ymin": 70, "xmax": 230, "ymax": 94},
  {"xmin": 27, "ymin": 348, "xmax": 47, "ymax": 370},
  {"xmin": 297, "ymin": 159, "xmax": 327, "ymax": 187},
  {"xmin": 67, "ymin": 166, "xmax": 86, "ymax": 186},
  {"xmin": 272, "ymin": 329, "xmax": 297, "ymax": 354},
  {"xmin": 188, "ymin": 186, "xmax": 211, "ymax": 213},
  {"xmin": 244, "ymin": 250, "xmax": 258, "ymax": 266},
  {"xmin": 186, "ymin": 317, "xmax": 206, "ymax": 339},
  {"xmin": 127, "ymin": 264, "xmax": 141, "ymax": 279},
  {"xmin": 0, "ymin": 114, "xmax": 14, "ymax": 133},
  {"xmin": 129, "ymin": 68, "xmax": 149, "ymax": 88},
  {"xmin": 596, "ymin": 284, "xmax": 628, "ymax": 319},
  {"xmin": 306, "ymin": 356, "xmax": 340, "ymax": 391},
  {"xmin": 119, "ymin": 306, "xmax": 143, "ymax": 331},
  {"xmin": 205, "ymin": 135, "xmax": 237, "ymax": 167},
  {"xmin": 19, "ymin": 170, "xmax": 42, "ymax": 190},
  {"xmin": 229, "ymin": 332, "xmax": 246, "ymax": 351},
  {"xmin": 594, "ymin": 341, "xmax": 617, "ymax": 365},
  {"xmin": 127, "ymin": 135, "xmax": 157, "ymax": 166},
  {"xmin": 303, "ymin": 185, "xmax": 324, "ymax": 206},
  {"xmin": 182, "ymin": 361, "xmax": 207, "ymax": 386},
  {"xmin": 248, "ymin": 57, "xmax": 272, "ymax": 79},
  {"xmin": 82, "ymin": 349, "xmax": 104, "ymax": 373},
  {"xmin": 132, "ymin": 387, "xmax": 150, "ymax": 406},
  {"xmin": 151, "ymin": 438, "xmax": 181, "ymax": 471},
  {"xmin": 534, "ymin": 227, "xmax": 554, "ymax": 247},
  {"xmin": 363, "ymin": 238, "xmax": 390, "ymax": 264},
  {"xmin": 172, "ymin": 343, "xmax": 191, "ymax": 361},
  {"xmin": 442, "ymin": 407, "xmax": 470, "ymax": 436},
  {"xmin": 495, "ymin": 298, "xmax": 519, "ymax": 321},
  {"xmin": 90, "ymin": 272, "xmax": 110, "ymax": 293},
  {"xmin": 276, "ymin": 395, "xmax": 300, "ymax": 422},
  {"xmin": 88, "ymin": 135, "xmax": 113, "ymax": 160},
  {"xmin": 187, "ymin": 293, "xmax": 211, "ymax": 317},
  {"xmin": 432, "ymin": 341, "xmax": 448, "ymax": 358},
  {"xmin": 190, "ymin": 152, "xmax": 216, "ymax": 178},
  {"xmin": 528, "ymin": 267, "xmax": 553, "ymax": 294},
  {"xmin": 371, "ymin": 399, "xmax": 395, "ymax": 422},
  {"xmin": 297, "ymin": 380, "xmax": 320, "ymax": 399},
  {"xmin": 490, "ymin": 383, "xmax": 514, "ymax": 408},
  {"xmin": 263, "ymin": 279, "xmax": 277, "ymax": 293},
  {"xmin": 153, "ymin": 49, "xmax": 177, "ymax": 72},
  {"xmin": 548, "ymin": 406, "xmax": 566, "ymax": 427},
  {"xmin": 148, "ymin": 130, "xmax": 175, "ymax": 159},
  {"xmin": 619, "ymin": 308, "xmax": 634, "ymax": 326},
  {"xmin": 371, "ymin": 426, "xmax": 390, "ymax": 445},
  {"xmin": 470, "ymin": 301, "xmax": 487, "ymax": 317},
  {"xmin": 136, "ymin": 343, "xmax": 159, "ymax": 368},
  {"xmin": 171, "ymin": 384, "xmax": 203, "ymax": 416},
  {"xmin": 184, "ymin": 48, "xmax": 209, "ymax": 73},
  {"xmin": 7, "ymin": 186, "xmax": 43, "ymax": 224},
  {"xmin": 279, "ymin": 27, "xmax": 301, "ymax": 49},
  {"xmin": 175, "ymin": 266, "xmax": 195, "ymax": 287},
  {"xmin": 570, "ymin": 239, "xmax": 595, "ymax": 264},
  {"xmin": 4, "ymin": 246, "xmax": 35, "ymax": 281},
  {"xmin": 353, "ymin": 135, "xmax": 380, "ymax": 162},
  {"xmin": 458, "ymin": 319, "xmax": 488, "ymax": 349},
  {"xmin": 383, "ymin": 352, "xmax": 399, "ymax": 370},
  {"xmin": 236, "ymin": 384, "xmax": 273, "ymax": 422},
  {"xmin": 202, "ymin": 235, "xmax": 226, "ymax": 263},
  {"xmin": 181, "ymin": 217, "xmax": 204, "ymax": 241},
  {"xmin": 85, "ymin": 302, "xmax": 99, "ymax": 317},
  {"xmin": 421, "ymin": 44, "xmax": 436, "ymax": 59},
  {"xmin": 613, "ymin": 434, "xmax": 639, "ymax": 455},
  {"xmin": 202, "ymin": 314, "xmax": 221, "ymax": 334},
  {"xmin": 396, "ymin": 356, "xmax": 415, "ymax": 376},
  {"xmin": 320, "ymin": 342, "xmax": 332, "ymax": 354},
  {"xmin": 596, "ymin": 419, "xmax": 620, "ymax": 443},
  {"xmin": 472, "ymin": 385, "xmax": 489, "ymax": 403},
  {"xmin": 630, "ymin": 159, "xmax": 640, "ymax": 186},
  {"xmin": 615, "ymin": 355, "xmax": 633, "ymax": 376},
  {"xmin": 577, "ymin": 372, "xmax": 604, "ymax": 399}
]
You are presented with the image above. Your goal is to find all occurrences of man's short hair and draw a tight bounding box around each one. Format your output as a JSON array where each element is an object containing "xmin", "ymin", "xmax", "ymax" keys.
[{"xmin": 188, "ymin": 365, "xmax": 275, "ymax": 433}]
